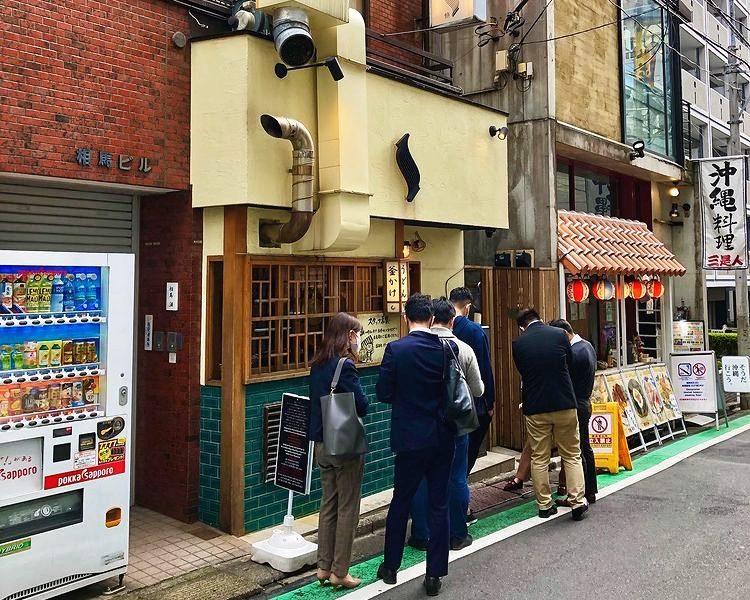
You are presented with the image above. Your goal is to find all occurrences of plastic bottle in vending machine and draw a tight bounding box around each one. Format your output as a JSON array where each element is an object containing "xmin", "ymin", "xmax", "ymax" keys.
[
  {"xmin": 74, "ymin": 274, "xmax": 87, "ymax": 311},
  {"xmin": 1, "ymin": 275, "xmax": 13, "ymax": 313},
  {"xmin": 50, "ymin": 274, "xmax": 65, "ymax": 313},
  {"xmin": 26, "ymin": 274, "xmax": 42, "ymax": 313},
  {"xmin": 38, "ymin": 274, "xmax": 53, "ymax": 313},
  {"xmin": 85, "ymin": 273, "xmax": 100, "ymax": 311},
  {"xmin": 63, "ymin": 274, "xmax": 75, "ymax": 312},
  {"xmin": 13, "ymin": 273, "xmax": 27, "ymax": 313}
]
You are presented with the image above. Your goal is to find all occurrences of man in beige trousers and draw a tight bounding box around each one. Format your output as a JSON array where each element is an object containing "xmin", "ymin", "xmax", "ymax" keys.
[{"xmin": 511, "ymin": 309, "xmax": 587, "ymax": 521}]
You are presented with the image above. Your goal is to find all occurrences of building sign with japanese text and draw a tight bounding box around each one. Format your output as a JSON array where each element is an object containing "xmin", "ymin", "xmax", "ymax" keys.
[
  {"xmin": 357, "ymin": 313, "xmax": 401, "ymax": 364},
  {"xmin": 75, "ymin": 148, "xmax": 153, "ymax": 174},
  {"xmin": 700, "ymin": 157, "xmax": 747, "ymax": 270},
  {"xmin": 721, "ymin": 356, "xmax": 750, "ymax": 393},
  {"xmin": 384, "ymin": 261, "xmax": 410, "ymax": 313}
]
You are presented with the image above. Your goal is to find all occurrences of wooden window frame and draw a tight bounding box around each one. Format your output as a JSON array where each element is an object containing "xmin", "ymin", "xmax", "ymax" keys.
[{"xmin": 244, "ymin": 255, "xmax": 403, "ymax": 383}]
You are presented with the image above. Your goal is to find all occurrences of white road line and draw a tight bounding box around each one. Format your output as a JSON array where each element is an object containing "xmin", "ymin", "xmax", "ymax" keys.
[{"xmin": 346, "ymin": 421, "xmax": 750, "ymax": 600}]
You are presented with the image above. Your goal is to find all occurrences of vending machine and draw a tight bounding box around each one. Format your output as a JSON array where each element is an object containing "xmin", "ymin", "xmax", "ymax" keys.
[{"xmin": 0, "ymin": 251, "xmax": 134, "ymax": 600}]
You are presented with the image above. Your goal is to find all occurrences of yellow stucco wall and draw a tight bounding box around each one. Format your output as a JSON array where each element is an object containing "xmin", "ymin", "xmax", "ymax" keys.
[
  {"xmin": 191, "ymin": 34, "xmax": 509, "ymax": 230},
  {"xmin": 555, "ymin": 0, "xmax": 621, "ymax": 141},
  {"xmin": 404, "ymin": 225, "xmax": 464, "ymax": 298}
]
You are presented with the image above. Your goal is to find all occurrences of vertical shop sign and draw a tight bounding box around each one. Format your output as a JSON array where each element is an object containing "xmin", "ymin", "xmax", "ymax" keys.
[
  {"xmin": 166, "ymin": 283, "xmax": 178, "ymax": 311},
  {"xmin": 721, "ymin": 356, "xmax": 750, "ymax": 393},
  {"xmin": 700, "ymin": 157, "xmax": 747, "ymax": 269},
  {"xmin": 385, "ymin": 261, "xmax": 409, "ymax": 314}
]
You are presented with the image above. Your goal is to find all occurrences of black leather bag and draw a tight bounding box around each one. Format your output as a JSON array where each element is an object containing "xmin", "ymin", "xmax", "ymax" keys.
[
  {"xmin": 320, "ymin": 358, "xmax": 368, "ymax": 456},
  {"xmin": 442, "ymin": 340, "xmax": 480, "ymax": 436}
]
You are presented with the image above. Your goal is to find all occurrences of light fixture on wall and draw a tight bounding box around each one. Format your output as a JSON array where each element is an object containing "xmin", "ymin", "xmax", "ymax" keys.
[
  {"xmin": 409, "ymin": 231, "xmax": 427, "ymax": 252},
  {"xmin": 682, "ymin": 203, "xmax": 691, "ymax": 218},
  {"xmin": 668, "ymin": 182, "xmax": 680, "ymax": 197},
  {"xmin": 402, "ymin": 240, "xmax": 411, "ymax": 259},
  {"xmin": 629, "ymin": 139, "xmax": 645, "ymax": 160},
  {"xmin": 274, "ymin": 56, "xmax": 345, "ymax": 81},
  {"xmin": 669, "ymin": 203, "xmax": 679, "ymax": 219},
  {"xmin": 489, "ymin": 125, "xmax": 509, "ymax": 140}
]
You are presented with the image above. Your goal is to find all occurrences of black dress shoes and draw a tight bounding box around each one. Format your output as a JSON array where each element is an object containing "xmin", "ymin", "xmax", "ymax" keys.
[
  {"xmin": 450, "ymin": 534, "xmax": 473, "ymax": 551},
  {"xmin": 377, "ymin": 563, "xmax": 397, "ymax": 585},
  {"xmin": 538, "ymin": 505, "xmax": 558, "ymax": 518},
  {"xmin": 585, "ymin": 494, "xmax": 597, "ymax": 504},
  {"xmin": 572, "ymin": 503, "xmax": 589, "ymax": 521},
  {"xmin": 424, "ymin": 576, "xmax": 442, "ymax": 596}
]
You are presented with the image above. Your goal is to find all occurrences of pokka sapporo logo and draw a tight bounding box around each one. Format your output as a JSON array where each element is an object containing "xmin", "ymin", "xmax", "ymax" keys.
[{"xmin": 0, "ymin": 538, "xmax": 31, "ymax": 558}]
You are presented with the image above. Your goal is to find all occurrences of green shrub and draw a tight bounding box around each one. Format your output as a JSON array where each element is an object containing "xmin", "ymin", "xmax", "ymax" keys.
[{"xmin": 708, "ymin": 332, "xmax": 738, "ymax": 359}]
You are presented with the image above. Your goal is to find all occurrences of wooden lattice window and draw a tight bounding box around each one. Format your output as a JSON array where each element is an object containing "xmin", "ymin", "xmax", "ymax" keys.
[{"xmin": 246, "ymin": 258, "xmax": 386, "ymax": 378}]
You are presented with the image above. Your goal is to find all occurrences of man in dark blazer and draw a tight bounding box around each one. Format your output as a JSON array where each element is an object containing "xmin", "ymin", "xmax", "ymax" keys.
[
  {"xmin": 550, "ymin": 319, "xmax": 598, "ymax": 504},
  {"xmin": 511, "ymin": 308, "xmax": 587, "ymax": 521},
  {"xmin": 376, "ymin": 293, "xmax": 455, "ymax": 597},
  {"xmin": 449, "ymin": 288, "xmax": 495, "ymax": 479}
]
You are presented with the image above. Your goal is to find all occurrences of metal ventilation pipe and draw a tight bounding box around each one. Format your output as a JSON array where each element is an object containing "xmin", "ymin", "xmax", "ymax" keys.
[
  {"xmin": 260, "ymin": 114, "xmax": 316, "ymax": 244},
  {"xmin": 272, "ymin": 8, "xmax": 315, "ymax": 67}
]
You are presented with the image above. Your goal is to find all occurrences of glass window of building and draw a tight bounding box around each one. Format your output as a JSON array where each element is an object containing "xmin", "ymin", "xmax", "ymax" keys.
[{"xmin": 621, "ymin": 0, "xmax": 680, "ymax": 161}]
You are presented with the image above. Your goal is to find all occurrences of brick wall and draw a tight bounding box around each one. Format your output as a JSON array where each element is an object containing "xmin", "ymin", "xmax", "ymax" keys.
[
  {"xmin": 199, "ymin": 366, "xmax": 395, "ymax": 532},
  {"xmin": 366, "ymin": 0, "xmax": 428, "ymax": 69},
  {"xmin": 0, "ymin": 0, "xmax": 191, "ymax": 190},
  {"xmin": 135, "ymin": 191, "xmax": 203, "ymax": 522}
]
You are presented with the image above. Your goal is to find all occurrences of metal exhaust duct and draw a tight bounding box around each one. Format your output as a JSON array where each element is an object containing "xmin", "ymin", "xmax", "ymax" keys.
[{"xmin": 260, "ymin": 114, "xmax": 316, "ymax": 244}]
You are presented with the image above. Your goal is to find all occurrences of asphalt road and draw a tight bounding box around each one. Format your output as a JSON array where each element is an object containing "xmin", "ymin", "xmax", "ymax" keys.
[{"xmin": 375, "ymin": 429, "xmax": 750, "ymax": 600}]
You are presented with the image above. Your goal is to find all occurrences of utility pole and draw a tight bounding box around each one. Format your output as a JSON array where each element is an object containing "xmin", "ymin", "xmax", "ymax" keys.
[{"xmin": 728, "ymin": 0, "xmax": 750, "ymax": 408}]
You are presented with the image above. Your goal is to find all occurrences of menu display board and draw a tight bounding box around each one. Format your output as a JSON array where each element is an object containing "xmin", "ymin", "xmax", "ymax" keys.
[
  {"xmin": 603, "ymin": 371, "xmax": 640, "ymax": 437},
  {"xmin": 672, "ymin": 321, "xmax": 706, "ymax": 353},
  {"xmin": 650, "ymin": 364, "xmax": 682, "ymax": 420},
  {"xmin": 636, "ymin": 366, "xmax": 668, "ymax": 426},
  {"xmin": 274, "ymin": 393, "xmax": 313, "ymax": 495}
]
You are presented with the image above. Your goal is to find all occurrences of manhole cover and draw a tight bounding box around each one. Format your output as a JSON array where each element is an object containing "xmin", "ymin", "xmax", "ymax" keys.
[{"xmin": 470, "ymin": 483, "xmax": 531, "ymax": 513}]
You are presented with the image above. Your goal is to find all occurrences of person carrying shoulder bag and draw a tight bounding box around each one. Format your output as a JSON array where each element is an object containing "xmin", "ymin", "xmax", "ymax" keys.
[{"xmin": 308, "ymin": 313, "xmax": 369, "ymax": 589}]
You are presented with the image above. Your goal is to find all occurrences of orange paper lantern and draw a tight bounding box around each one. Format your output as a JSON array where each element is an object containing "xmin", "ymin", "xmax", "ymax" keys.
[
  {"xmin": 647, "ymin": 279, "xmax": 665, "ymax": 299},
  {"xmin": 615, "ymin": 280, "xmax": 630, "ymax": 300},
  {"xmin": 566, "ymin": 279, "xmax": 589, "ymax": 303},
  {"xmin": 629, "ymin": 279, "xmax": 647, "ymax": 300},
  {"xmin": 592, "ymin": 278, "xmax": 614, "ymax": 301}
]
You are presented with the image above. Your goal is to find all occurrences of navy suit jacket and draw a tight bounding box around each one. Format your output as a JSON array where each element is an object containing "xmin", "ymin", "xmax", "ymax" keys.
[
  {"xmin": 308, "ymin": 356, "xmax": 369, "ymax": 443},
  {"xmin": 571, "ymin": 338, "xmax": 597, "ymax": 407},
  {"xmin": 512, "ymin": 322, "xmax": 577, "ymax": 416},
  {"xmin": 452, "ymin": 316, "xmax": 495, "ymax": 415},
  {"xmin": 376, "ymin": 330, "xmax": 454, "ymax": 453}
]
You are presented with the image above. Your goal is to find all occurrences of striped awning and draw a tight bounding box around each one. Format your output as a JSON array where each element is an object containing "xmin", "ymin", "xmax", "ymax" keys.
[{"xmin": 557, "ymin": 210, "xmax": 686, "ymax": 277}]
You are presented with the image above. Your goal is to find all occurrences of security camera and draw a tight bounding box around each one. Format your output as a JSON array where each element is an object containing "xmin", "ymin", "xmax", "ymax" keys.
[
  {"xmin": 272, "ymin": 8, "xmax": 315, "ymax": 67},
  {"xmin": 629, "ymin": 139, "xmax": 645, "ymax": 160}
]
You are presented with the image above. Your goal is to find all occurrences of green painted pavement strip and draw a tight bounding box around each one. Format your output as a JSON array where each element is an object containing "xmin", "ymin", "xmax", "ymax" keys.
[{"xmin": 272, "ymin": 414, "xmax": 750, "ymax": 599}]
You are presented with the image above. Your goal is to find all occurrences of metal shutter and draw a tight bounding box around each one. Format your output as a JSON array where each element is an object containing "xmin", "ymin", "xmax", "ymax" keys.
[{"xmin": 0, "ymin": 184, "xmax": 135, "ymax": 253}]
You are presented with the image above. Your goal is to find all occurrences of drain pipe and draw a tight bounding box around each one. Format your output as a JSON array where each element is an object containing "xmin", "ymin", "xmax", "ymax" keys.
[{"xmin": 260, "ymin": 114, "xmax": 316, "ymax": 244}]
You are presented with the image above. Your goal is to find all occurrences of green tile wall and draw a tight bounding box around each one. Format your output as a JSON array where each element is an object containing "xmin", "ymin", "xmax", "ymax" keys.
[{"xmin": 198, "ymin": 366, "xmax": 395, "ymax": 533}]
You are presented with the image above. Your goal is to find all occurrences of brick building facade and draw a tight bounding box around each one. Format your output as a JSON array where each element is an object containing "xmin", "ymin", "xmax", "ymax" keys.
[{"xmin": 1, "ymin": 0, "xmax": 200, "ymax": 522}]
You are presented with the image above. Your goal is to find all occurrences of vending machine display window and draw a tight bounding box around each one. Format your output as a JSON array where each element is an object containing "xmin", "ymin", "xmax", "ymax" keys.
[
  {"xmin": 1, "ymin": 265, "xmax": 106, "ymax": 428},
  {"xmin": 0, "ymin": 489, "xmax": 83, "ymax": 544}
]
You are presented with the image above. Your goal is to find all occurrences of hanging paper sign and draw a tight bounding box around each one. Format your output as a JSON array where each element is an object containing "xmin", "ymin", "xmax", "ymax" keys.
[
  {"xmin": 700, "ymin": 157, "xmax": 747, "ymax": 270},
  {"xmin": 384, "ymin": 261, "xmax": 409, "ymax": 313}
]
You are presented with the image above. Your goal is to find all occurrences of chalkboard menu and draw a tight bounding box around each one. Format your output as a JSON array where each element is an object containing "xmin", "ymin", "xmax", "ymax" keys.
[{"xmin": 274, "ymin": 393, "xmax": 314, "ymax": 495}]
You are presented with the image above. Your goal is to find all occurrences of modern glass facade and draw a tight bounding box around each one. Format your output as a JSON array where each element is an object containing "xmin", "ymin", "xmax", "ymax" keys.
[{"xmin": 621, "ymin": 0, "xmax": 681, "ymax": 161}]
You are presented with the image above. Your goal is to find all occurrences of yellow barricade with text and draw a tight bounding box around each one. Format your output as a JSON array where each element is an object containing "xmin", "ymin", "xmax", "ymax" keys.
[{"xmin": 589, "ymin": 402, "xmax": 633, "ymax": 474}]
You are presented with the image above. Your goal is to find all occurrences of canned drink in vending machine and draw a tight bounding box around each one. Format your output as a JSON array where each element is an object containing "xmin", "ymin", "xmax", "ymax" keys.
[
  {"xmin": 83, "ymin": 377, "xmax": 98, "ymax": 405},
  {"xmin": 86, "ymin": 340, "xmax": 98, "ymax": 364},
  {"xmin": 60, "ymin": 382, "xmax": 73, "ymax": 408},
  {"xmin": 37, "ymin": 386, "xmax": 50, "ymax": 412},
  {"xmin": 62, "ymin": 340, "xmax": 74, "ymax": 365},
  {"xmin": 71, "ymin": 381, "xmax": 84, "ymax": 407},
  {"xmin": 48, "ymin": 382, "xmax": 62, "ymax": 410},
  {"xmin": 74, "ymin": 342, "xmax": 87, "ymax": 365}
]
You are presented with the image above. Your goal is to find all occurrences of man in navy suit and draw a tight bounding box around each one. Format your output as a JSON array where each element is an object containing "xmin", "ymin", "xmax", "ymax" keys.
[
  {"xmin": 449, "ymin": 287, "xmax": 495, "ymax": 525},
  {"xmin": 512, "ymin": 308, "xmax": 587, "ymax": 521},
  {"xmin": 550, "ymin": 319, "xmax": 598, "ymax": 504},
  {"xmin": 376, "ymin": 293, "xmax": 455, "ymax": 597}
]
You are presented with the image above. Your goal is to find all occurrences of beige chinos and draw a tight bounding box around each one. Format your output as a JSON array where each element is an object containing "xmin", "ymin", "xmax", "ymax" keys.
[
  {"xmin": 315, "ymin": 443, "xmax": 364, "ymax": 577},
  {"xmin": 525, "ymin": 408, "xmax": 585, "ymax": 510}
]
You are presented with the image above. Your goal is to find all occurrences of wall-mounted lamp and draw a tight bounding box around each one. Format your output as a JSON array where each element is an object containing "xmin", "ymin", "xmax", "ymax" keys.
[
  {"xmin": 669, "ymin": 203, "xmax": 679, "ymax": 218},
  {"xmin": 274, "ymin": 56, "xmax": 344, "ymax": 81},
  {"xmin": 682, "ymin": 203, "xmax": 691, "ymax": 218},
  {"xmin": 489, "ymin": 125, "xmax": 509, "ymax": 140},
  {"xmin": 402, "ymin": 240, "xmax": 411, "ymax": 259},
  {"xmin": 409, "ymin": 231, "xmax": 427, "ymax": 252},
  {"xmin": 629, "ymin": 139, "xmax": 645, "ymax": 160},
  {"xmin": 668, "ymin": 183, "xmax": 680, "ymax": 197}
]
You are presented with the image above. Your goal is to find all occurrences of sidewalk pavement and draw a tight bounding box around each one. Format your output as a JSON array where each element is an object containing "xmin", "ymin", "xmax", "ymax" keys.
[{"xmin": 60, "ymin": 449, "xmax": 518, "ymax": 600}]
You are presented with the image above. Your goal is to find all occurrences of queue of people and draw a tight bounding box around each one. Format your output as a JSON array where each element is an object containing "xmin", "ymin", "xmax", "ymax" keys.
[{"xmin": 308, "ymin": 293, "xmax": 596, "ymax": 596}]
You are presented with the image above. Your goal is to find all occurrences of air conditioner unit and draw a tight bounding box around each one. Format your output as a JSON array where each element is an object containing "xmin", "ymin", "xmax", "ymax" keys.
[{"xmin": 429, "ymin": 0, "xmax": 487, "ymax": 29}]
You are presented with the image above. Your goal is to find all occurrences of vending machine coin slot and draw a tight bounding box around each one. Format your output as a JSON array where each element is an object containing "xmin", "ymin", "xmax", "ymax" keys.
[{"xmin": 53, "ymin": 443, "xmax": 71, "ymax": 462}]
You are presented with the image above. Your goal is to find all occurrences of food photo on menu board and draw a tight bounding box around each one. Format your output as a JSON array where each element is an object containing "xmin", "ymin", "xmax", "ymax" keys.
[
  {"xmin": 651, "ymin": 365, "xmax": 682, "ymax": 420},
  {"xmin": 590, "ymin": 374, "xmax": 610, "ymax": 404},
  {"xmin": 604, "ymin": 372, "xmax": 640, "ymax": 437},
  {"xmin": 637, "ymin": 367, "xmax": 669, "ymax": 425},
  {"xmin": 623, "ymin": 369, "xmax": 655, "ymax": 431}
]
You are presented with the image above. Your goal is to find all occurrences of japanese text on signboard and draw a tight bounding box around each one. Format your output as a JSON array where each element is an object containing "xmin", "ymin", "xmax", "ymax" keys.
[{"xmin": 701, "ymin": 158, "xmax": 747, "ymax": 270}]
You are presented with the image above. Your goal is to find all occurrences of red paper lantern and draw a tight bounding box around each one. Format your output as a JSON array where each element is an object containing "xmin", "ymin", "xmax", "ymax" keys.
[
  {"xmin": 647, "ymin": 279, "xmax": 665, "ymax": 299},
  {"xmin": 566, "ymin": 279, "xmax": 589, "ymax": 303},
  {"xmin": 592, "ymin": 278, "xmax": 614, "ymax": 301},
  {"xmin": 629, "ymin": 279, "xmax": 647, "ymax": 300},
  {"xmin": 615, "ymin": 280, "xmax": 630, "ymax": 300}
]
